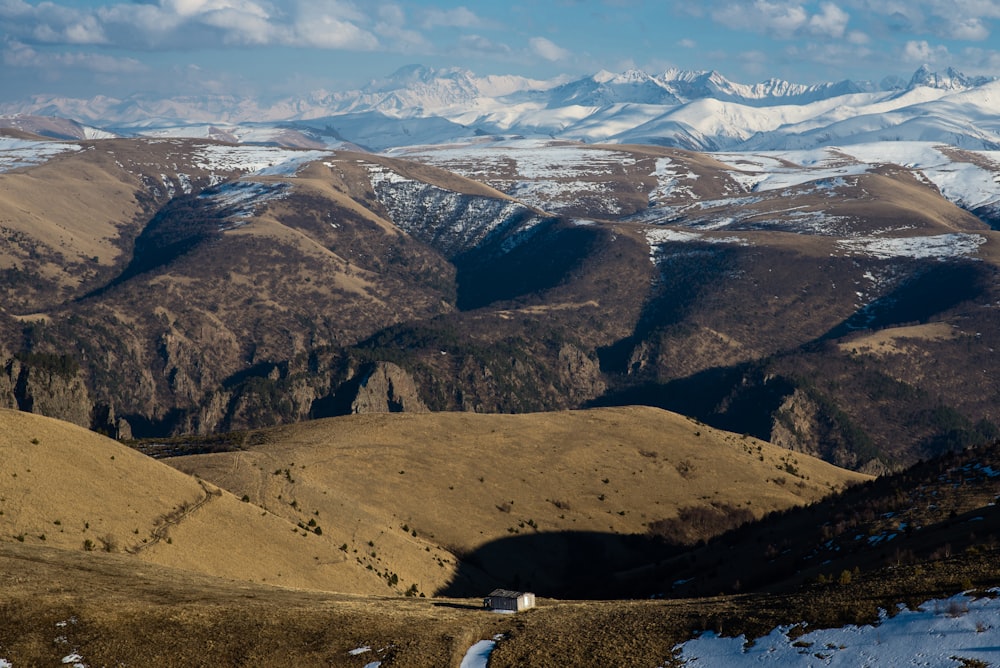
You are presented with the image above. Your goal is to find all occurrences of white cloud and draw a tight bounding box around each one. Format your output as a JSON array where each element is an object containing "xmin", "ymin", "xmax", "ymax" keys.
[
  {"xmin": 848, "ymin": 0, "xmax": 1000, "ymax": 41},
  {"xmin": 529, "ymin": 36, "xmax": 570, "ymax": 62},
  {"xmin": 902, "ymin": 39, "xmax": 951, "ymax": 63},
  {"xmin": 678, "ymin": 38, "xmax": 697, "ymax": 48},
  {"xmin": 3, "ymin": 39, "xmax": 146, "ymax": 73},
  {"xmin": 293, "ymin": 4, "xmax": 379, "ymax": 50},
  {"xmin": 458, "ymin": 34, "xmax": 512, "ymax": 57},
  {"xmin": 373, "ymin": 4, "xmax": 429, "ymax": 53},
  {"xmin": 808, "ymin": 2, "xmax": 849, "ymax": 38},
  {"xmin": 1, "ymin": 0, "xmax": 389, "ymax": 51},
  {"xmin": 957, "ymin": 45, "xmax": 1000, "ymax": 74},
  {"xmin": 421, "ymin": 6, "xmax": 484, "ymax": 29},
  {"xmin": 947, "ymin": 17, "xmax": 989, "ymax": 40},
  {"xmin": 847, "ymin": 29, "xmax": 869, "ymax": 44},
  {"xmin": 712, "ymin": 1, "xmax": 808, "ymax": 38}
]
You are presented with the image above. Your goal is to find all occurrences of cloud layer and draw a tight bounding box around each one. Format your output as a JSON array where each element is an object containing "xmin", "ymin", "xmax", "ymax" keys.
[{"xmin": 1, "ymin": 0, "xmax": 999, "ymax": 99}]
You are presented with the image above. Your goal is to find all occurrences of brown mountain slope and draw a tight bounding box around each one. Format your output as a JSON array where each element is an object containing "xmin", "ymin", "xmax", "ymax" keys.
[
  {"xmin": 0, "ymin": 407, "xmax": 865, "ymax": 600},
  {"xmin": 0, "ymin": 408, "xmax": 389, "ymax": 593},
  {"xmin": 2, "ymin": 534, "xmax": 998, "ymax": 668},
  {"xmin": 2, "ymin": 138, "xmax": 1000, "ymax": 474},
  {"xmin": 164, "ymin": 405, "xmax": 869, "ymax": 597}
]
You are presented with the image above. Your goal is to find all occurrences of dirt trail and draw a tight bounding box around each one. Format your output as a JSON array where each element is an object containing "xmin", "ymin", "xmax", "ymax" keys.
[{"xmin": 127, "ymin": 481, "xmax": 222, "ymax": 554}]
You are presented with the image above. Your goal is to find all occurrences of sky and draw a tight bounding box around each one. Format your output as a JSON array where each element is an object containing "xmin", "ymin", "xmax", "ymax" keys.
[{"xmin": 2, "ymin": 0, "xmax": 1000, "ymax": 102}]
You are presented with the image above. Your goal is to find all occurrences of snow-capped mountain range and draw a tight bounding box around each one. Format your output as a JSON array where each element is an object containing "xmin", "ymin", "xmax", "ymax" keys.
[{"xmin": 2, "ymin": 65, "xmax": 999, "ymax": 152}]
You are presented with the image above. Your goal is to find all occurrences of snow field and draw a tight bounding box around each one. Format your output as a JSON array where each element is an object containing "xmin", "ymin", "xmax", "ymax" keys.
[
  {"xmin": 676, "ymin": 591, "xmax": 1000, "ymax": 667},
  {"xmin": 0, "ymin": 137, "xmax": 81, "ymax": 173},
  {"xmin": 836, "ymin": 233, "xmax": 986, "ymax": 260},
  {"xmin": 714, "ymin": 143, "xmax": 1000, "ymax": 213}
]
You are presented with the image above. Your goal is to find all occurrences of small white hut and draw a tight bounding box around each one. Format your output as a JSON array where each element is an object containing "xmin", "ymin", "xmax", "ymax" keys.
[{"xmin": 483, "ymin": 588, "xmax": 535, "ymax": 612}]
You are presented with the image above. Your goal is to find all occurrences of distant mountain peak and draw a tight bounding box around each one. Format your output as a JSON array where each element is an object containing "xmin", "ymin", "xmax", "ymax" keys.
[
  {"xmin": 3, "ymin": 64, "xmax": 1000, "ymax": 153},
  {"xmin": 907, "ymin": 65, "xmax": 996, "ymax": 91}
]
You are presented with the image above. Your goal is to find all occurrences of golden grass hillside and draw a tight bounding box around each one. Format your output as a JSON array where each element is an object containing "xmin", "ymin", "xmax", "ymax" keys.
[
  {"xmin": 0, "ymin": 408, "xmax": 389, "ymax": 594},
  {"xmin": 166, "ymin": 406, "xmax": 870, "ymax": 597}
]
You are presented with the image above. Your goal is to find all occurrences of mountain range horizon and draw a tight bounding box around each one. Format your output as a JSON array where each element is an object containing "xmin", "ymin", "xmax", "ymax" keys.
[{"xmin": 3, "ymin": 63, "xmax": 999, "ymax": 154}]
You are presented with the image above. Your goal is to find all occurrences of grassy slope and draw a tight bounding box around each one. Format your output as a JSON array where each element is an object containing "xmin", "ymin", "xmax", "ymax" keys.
[
  {"xmin": 0, "ymin": 406, "xmax": 866, "ymax": 600},
  {"xmin": 165, "ymin": 406, "xmax": 868, "ymax": 597},
  {"xmin": 0, "ymin": 408, "xmax": 387, "ymax": 594},
  {"xmin": 5, "ymin": 409, "xmax": 1000, "ymax": 666}
]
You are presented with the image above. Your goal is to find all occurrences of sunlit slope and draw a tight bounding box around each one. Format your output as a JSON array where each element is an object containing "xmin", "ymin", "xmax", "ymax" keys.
[
  {"xmin": 0, "ymin": 408, "xmax": 387, "ymax": 593},
  {"xmin": 169, "ymin": 406, "xmax": 870, "ymax": 595}
]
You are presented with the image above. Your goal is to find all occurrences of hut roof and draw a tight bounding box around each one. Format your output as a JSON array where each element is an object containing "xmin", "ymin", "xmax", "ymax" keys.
[{"xmin": 488, "ymin": 588, "xmax": 527, "ymax": 599}]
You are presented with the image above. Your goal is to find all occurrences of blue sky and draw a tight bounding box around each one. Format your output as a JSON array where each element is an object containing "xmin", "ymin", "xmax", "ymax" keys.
[{"xmin": 3, "ymin": 0, "xmax": 1000, "ymax": 101}]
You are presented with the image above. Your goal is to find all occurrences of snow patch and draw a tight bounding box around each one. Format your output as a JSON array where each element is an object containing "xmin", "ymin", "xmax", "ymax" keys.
[
  {"xmin": 192, "ymin": 144, "xmax": 328, "ymax": 177},
  {"xmin": 364, "ymin": 162, "xmax": 541, "ymax": 255},
  {"xmin": 0, "ymin": 137, "xmax": 81, "ymax": 172},
  {"xmin": 676, "ymin": 591, "xmax": 1000, "ymax": 667},
  {"xmin": 837, "ymin": 233, "xmax": 986, "ymax": 260},
  {"xmin": 645, "ymin": 228, "xmax": 748, "ymax": 264},
  {"xmin": 199, "ymin": 180, "xmax": 291, "ymax": 224},
  {"xmin": 649, "ymin": 156, "xmax": 700, "ymax": 204},
  {"xmin": 460, "ymin": 635, "xmax": 505, "ymax": 668}
]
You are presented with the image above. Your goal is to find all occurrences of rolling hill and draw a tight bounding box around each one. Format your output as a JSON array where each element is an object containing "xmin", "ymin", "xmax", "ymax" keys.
[
  {"xmin": 2, "ymin": 133, "xmax": 1000, "ymax": 473},
  {"xmin": 4, "ymin": 408, "xmax": 1000, "ymax": 667},
  {"xmin": 0, "ymin": 407, "xmax": 866, "ymax": 598}
]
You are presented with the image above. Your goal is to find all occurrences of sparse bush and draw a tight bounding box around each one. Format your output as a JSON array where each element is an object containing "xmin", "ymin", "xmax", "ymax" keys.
[
  {"xmin": 647, "ymin": 503, "xmax": 754, "ymax": 545},
  {"xmin": 945, "ymin": 600, "xmax": 969, "ymax": 618}
]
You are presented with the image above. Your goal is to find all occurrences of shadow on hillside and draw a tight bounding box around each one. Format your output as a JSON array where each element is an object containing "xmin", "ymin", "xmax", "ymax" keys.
[
  {"xmin": 453, "ymin": 218, "xmax": 601, "ymax": 311},
  {"xmin": 78, "ymin": 195, "xmax": 224, "ymax": 302},
  {"xmin": 588, "ymin": 363, "xmax": 794, "ymax": 443},
  {"xmin": 821, "ymin": 260, "xmax": 991, "ymax": 341},
  {"xmin": 435, "ymin": 530, "xmax": 677, "ymax": 599},
  {"xmin": 597, "ymin": 243, "xmax": 739, "ymax": 375}
]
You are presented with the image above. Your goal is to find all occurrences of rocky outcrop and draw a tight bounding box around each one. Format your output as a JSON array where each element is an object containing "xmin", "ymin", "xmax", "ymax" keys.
[
  {"xmin": 556, "ymin": 343, "xmax": 606, "ymax": 402},
  {"xmin": 346, "ymin": 362, "xmax": 428, "ymax": 414},
  {"xmin": 771, "ymin": 389, "xmax": 822, "ymax": 458},
  {"xmin": 2, "ymin": 356, "xmax": 92, "ymax": 428}
]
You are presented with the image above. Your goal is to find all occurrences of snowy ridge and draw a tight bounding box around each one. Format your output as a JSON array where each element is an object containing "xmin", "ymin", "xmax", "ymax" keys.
[
  {"xmin": 364, "ymin": 162, "xmax": 545, "ymax": 256},
  {"xmin": 0, "ymin": 137, "xmax": 81, "ymax": 172},
  {"xmin": 388, "ymin": 139, "xmax": 641, "ymax": 216},
  {"xmin": 191, "ymin": 144, "xmax": 331, "ymax": 178},
  {"xmin": 4, "ymin": 66, "xmax": 999, "ymax": 153},
  {"xmin": 713, "ymin": 142, "xmax": 1000, "ymax": 217}
]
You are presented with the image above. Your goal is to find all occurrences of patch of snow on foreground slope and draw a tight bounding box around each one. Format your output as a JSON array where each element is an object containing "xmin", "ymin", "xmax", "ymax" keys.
[
  {"xmin": 460, "ymin": 634, "xmax": 504, "ymax": 668},
  {"xmin": 675, "ymin": 591, "xmax": 1000, "ymax": 667}
]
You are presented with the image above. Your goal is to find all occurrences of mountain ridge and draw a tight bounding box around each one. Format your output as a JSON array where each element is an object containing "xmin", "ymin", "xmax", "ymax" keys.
[{"xmin": 3, "ymin": 65, "xmax": 998, "ymax": 151}]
